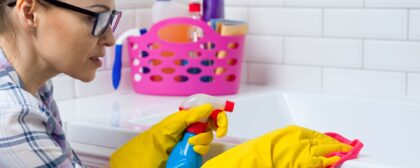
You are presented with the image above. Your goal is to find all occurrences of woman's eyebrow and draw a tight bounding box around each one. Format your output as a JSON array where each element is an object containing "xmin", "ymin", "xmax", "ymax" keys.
[{"xmin": 87, "ymin": 4, "xmax": 111, "ymax": 11}]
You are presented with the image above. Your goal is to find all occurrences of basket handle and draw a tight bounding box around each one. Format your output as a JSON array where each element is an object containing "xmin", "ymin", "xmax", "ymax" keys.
[{"xmin": 146, "ymin": 17, "xmax": 220, "ymax": 40}]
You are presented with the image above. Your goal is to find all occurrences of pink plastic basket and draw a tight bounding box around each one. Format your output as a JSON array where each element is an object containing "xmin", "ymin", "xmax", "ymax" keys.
[{"xmin": 127, "ymin": 17, "xmax": 246, "ymax": 96}]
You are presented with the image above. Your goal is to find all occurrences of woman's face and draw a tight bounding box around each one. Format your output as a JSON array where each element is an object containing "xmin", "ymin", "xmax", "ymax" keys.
[{"xmin": 34, "ymin": 0, "xmax": 116, "ymax": 82}]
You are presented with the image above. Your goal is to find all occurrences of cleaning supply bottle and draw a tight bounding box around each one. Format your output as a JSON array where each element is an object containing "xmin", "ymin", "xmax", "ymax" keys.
[
  {"xmin": 166, "ymin": 94, "xmax": 235, "ymax": 168},
  {"xmin": 188, "ymin": 1, "xmax": 204, "ymax": 42},
  {"xmin": 202, "ymin": 0, "xmax": 224, "ymax": 22},
  {"xmin": 152, "ymin": 0, "xmax": 188, "ymax": 23}
]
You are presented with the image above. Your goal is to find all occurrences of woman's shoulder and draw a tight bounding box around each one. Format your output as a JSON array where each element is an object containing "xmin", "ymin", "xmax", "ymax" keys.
[{"xmin": 0, "ymin": 74, "xmax": 40, "ymax": 110}]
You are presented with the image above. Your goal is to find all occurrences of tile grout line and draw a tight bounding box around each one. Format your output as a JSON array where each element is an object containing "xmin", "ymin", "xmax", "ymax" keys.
[
  {"xmin": 361, "ymin": 39, "xmax": 365, "ymax": 69},
  {"xmin": 407, "ymin": 9, "xmax": 410, "ymax": 40},
  {"xmin": 321, "ymin": 67, "xmax": 325, "ymax": 91},
  {"xmin": 321, "ymin": 7, "xmax": 325, "ymax": 37},
  {"xmin": 405, "ymin": 72, "xmax": 409, "ymax": 96}
]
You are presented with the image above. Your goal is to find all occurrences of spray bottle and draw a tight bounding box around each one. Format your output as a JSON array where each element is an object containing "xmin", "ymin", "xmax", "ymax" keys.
[{"xmin": 166, "ymin": 94, "xmax": 235, "ymax": 168}]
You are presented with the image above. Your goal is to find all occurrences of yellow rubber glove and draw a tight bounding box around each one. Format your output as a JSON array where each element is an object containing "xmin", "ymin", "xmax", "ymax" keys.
[
  {"xmin": 189, "ymin": 111, "xmax": 228, "ymax": 155},
  {"xmin": 202, "ymin": 125, "xmax": 352, "ymax": 168},
  {"xmin": 110, "ymin": 104, "xmax": 229, "ymax": 168}
]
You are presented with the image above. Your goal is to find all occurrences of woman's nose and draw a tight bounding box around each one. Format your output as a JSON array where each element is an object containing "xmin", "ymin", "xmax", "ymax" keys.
[{"xmin": 99, "ymin": 27, "xmax": 116, "ymax": 47}]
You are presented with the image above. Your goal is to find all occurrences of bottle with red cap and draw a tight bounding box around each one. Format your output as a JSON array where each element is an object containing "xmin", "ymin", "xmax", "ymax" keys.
[
  {"xmin": 166, "ymin": 94, "xmax": 235, "ymax": 168},
  {"xmin": 189, "ymin": 1, "xmax": 204, "ymax": 42}
]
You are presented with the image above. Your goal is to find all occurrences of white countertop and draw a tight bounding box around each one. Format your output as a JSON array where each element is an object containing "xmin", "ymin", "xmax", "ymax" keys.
[
  {"xmin": 57, "ymin": 84, "xmax": 419, "ymax": 168},
  {"xmin": 57, "ymin": 84, "xmax": 270, "ymax": 149}
]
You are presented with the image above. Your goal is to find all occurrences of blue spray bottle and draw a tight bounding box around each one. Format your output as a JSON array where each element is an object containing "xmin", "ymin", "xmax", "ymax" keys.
[{"xmin": 166, "ymin": 94, "xmax": 235, "ymax": 168}]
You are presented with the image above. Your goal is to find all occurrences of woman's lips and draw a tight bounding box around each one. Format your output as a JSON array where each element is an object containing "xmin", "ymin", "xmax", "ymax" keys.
[{"xmin": 89, "ymin": 57, "xmax": 102, "ymax": 67}]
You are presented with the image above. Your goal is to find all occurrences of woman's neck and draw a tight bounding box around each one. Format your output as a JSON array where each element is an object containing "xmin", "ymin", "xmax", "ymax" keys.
[{"xmin": 1, "ymin": 37, "xmax": 59, "ymax": 96}]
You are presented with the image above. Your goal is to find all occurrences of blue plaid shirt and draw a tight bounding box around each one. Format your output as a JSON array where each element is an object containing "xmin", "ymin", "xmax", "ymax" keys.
[{"xmin": 0, "ymin": 48, "xmax": 82, "ymax": 168}]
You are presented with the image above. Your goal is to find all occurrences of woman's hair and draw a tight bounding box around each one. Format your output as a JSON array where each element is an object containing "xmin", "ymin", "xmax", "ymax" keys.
[
  {"xmin": 0, "ymin": 0, "xmax": 16, "ymax": 48},
  {"xmin": 0, "ymin": 0, "xmax": 10, "ymax": 34}
]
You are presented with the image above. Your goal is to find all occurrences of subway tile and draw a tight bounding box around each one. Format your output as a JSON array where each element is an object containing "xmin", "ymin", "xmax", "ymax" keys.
[
  {"xmin": 245, "ymin": 35, "xmax": 284, "ymax": 63},
  {"xmin": 226, "ymin": 0, "xmax": 284, "ymax": 6},
  {"xmin": 285, "ymin": 0, "xmax": 363, "ymax": 7},
  {"xmin": 51, "ymin": 75, "xmax": 75, "ymax": 101},
  {"xmin": 324, "ymin": 9, "xmax": 408, "ymax": 40},
  {"xmin": 225, "ymin": 0, "xmax": 249, "ymax": 6},
  {"xmin": 285, "ymin": 37, "xmax": 362, "ymax": 68},
  {"xmin": 114, "ymin": 9, "xmax": 136, "ymax": 37},
  {"xmin": 249, "ymin": 8, "xmax": 322, "ymax": 36},
  {"xmin": 366, "ymin": 0, "xmax": 420, "ymax": 8},
  {"xmin": 323, "ymin": 68, "xmax": 406, "ymax": 98},
  {"xmin": 408, "ymin": 73, "xmax": 420, "ymax": 98},
  {"xmin": 135, "ymin": 8, "xmax": 153, "ymax": 29},
  {"xmin": 365, "ymin": 40, "xmax": 420, "ymax": 72},
  {"xmin": 247, "ymin": 0, "xmax": 284, "ymax": 6},
  {"xmin": 249, "ymin": 64, "xmax": 322, "ymax": 92},
  {"xmin": 241, "ymin": 63, "xmax": 248, "ymax": 84},
  {"xmin": 225, "ymin": 7, "xmax": 248, "ymax": 22},
  {"xmin": 75, "ymin": 68, "xmax": 132, "ymax": 98},
  {"xmin": 409, "ymin": 10, "xmax": 420, "ymax": 40}
]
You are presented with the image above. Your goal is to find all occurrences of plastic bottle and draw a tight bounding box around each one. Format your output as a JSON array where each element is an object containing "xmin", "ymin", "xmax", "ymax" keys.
[
  {"xmin": 188, "ymin": 2, "xmax": 204, "ymax": 42},
  {"xmin": 152, "ymin": 0, "xmax": 188, "ymax": 23},
  {"xmin": 166, "ymin": 94, "xmax": 235, "ymax": 168},
  {"xmin": 202, "ymin": 0, "xmax": 225, "ymax": 22}
]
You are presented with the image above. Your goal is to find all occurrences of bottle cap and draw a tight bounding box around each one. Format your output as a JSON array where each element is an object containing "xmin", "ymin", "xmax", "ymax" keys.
[
  {"xmin": 189, "ymin": 2, "xmax": 201, "ymax": 12},
  {"xmin": 224, "ymin": 100, "xmax": 235, "ymax": 112}
]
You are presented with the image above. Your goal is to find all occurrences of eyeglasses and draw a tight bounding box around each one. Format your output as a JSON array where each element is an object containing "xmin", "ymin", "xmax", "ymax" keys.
[{"xmin": 8, "ymin": 0, "xmax": 122, "ymax": 37}]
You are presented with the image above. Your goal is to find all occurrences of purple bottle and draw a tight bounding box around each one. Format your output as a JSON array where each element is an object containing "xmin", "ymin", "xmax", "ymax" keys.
[{"xmin": 202, "ymin": 0, "xmax": 225, "ymax": 21}]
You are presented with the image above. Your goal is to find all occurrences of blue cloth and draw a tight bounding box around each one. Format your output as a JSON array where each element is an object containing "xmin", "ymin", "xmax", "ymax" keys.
[{"xmin": 0, "ymin": 48, "xmax": 82, "ymax": 168}]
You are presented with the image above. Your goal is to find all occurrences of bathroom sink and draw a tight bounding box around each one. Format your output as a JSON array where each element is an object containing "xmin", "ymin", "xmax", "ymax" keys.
[
  {"xmin": 127, "ymin": 91, "xmax": 420, "ymax": 168},
  {"xmin": 60, "ymin": 85, "xmax": 420, "ymax": 167}
]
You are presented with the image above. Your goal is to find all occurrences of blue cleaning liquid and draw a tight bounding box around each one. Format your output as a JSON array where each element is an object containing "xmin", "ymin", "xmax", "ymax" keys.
[{"xmin": 166, "ymin": 132, "xmax": 202, "ymax": 168}]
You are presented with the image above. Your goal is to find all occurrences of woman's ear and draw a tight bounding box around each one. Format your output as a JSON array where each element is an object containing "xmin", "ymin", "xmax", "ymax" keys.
[{"xmin": 15, "ymin": 0, "xmax": 40, "ymax": 31}]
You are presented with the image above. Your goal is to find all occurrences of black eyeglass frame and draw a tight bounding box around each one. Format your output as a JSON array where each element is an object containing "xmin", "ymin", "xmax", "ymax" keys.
[{"xmin": 7, "ymin": 0, "xmax": 122, "ymax": 37}]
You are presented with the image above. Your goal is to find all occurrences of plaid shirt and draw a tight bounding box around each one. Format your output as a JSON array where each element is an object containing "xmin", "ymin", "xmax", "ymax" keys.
[{"xmin": 0, "ymin": 48, "xmax": 82, "ymax": 168}]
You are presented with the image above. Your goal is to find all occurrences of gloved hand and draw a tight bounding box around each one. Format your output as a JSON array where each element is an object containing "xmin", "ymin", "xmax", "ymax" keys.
[
  {"xmin": 110, "ymin": 104, "xmax": 229, "ymax": 168},
  {"xmin": 202, "ymin": 125, "xmax": 352, "ymax": 168}
]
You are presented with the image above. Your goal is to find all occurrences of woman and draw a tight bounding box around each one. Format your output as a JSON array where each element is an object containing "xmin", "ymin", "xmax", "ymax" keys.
[
  {"xmin": 0, "ymin": 0, "xmax": 353, "ymax": 167},
  {"xmin": 0, "ymin": 0, "xmax": 220, "ymax": 167}
]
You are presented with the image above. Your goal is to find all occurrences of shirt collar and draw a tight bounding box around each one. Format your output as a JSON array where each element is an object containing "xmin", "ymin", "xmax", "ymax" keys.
[
  {"xmin": 0, "ymin": 47, "xmax": 24, "ymax": 88},
  {"xmin": 0, "ymin": 47, "xmax": 55, "ymax": 107}
]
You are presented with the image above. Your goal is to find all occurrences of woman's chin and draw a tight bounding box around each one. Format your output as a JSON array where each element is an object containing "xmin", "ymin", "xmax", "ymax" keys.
[{"xmin": 75, "ymin": 73, "xmax": 96, "ymax": 83}]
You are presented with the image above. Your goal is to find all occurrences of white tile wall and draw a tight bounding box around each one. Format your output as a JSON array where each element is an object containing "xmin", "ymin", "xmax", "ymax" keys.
[
  {"xmin": 75, "ymin": 68, "xmax": 132, "ymax": 98},
  {"xmin": 245, "ymin": 35, "xmax": 284, "ymax": 63},
  {"xmin": 408, "ymin": 73, "xmax": 420, "ymax": 98},
  {"xmin": 247, "ymin": 0, "xmax": 284, "ymax": 6},
  {"xmin": 409, "ymin": 10, "xmax": 420, "ymax": 40},
  {"xmin": 53, "ymin": 1, "xmax": 420, "ymax": 99},
  {"xmin": 135, "ymin": 8, "xmax": 153, "ymax": 29},
  {"xmin": 365, "ymin": 40, "xmax": 420, "ymax": 72},
  {"xmin": 365, "ymin": 0, "xmax": 420, "ymax": 8},
  {"xmin": 285, "ymin": 0, "xmax": 363, "ymax": 7},
  {"xmin": 52, "ymin": 75, "xmax": 75, "ymax": 101},
  {"xmin": 324, "ymin": 9, "xmax": 408, "ymax": 40},
  {"xmin": 249, "ymin": 64, "xmax": 322, "ymax": 92},
  {"xmin": 114, "ymin": 9, "xmax": 136, "ymax": 37},
  {"xmin": 323, "ymin": 68, "xmax": 406, "ymax": 98},
  {"xmin": 285, "ymin": 37, "xmax": 363, "ymax": 68},
  {"xmin": 225, "ymin": 7, "xmax": 248, "ymax": 22},
  {"xmin": 249, "ymin": 8, "xmax": 322, "ymax": 36}
]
